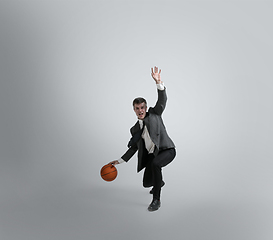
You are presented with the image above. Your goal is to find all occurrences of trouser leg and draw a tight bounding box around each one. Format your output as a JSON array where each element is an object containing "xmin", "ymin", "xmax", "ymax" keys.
[
  {"xmin": 151, "ymin": 148, "xmax": 176, "ymax": 200},
  {"xmin": 143, "ymin": 154, "xmax": 154, "ymax": 188}
]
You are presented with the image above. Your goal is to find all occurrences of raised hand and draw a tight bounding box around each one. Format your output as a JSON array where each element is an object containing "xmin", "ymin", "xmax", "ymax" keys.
[{"xmin": 151, "ymin": 66, "xmax": 162, "ymax": 84}]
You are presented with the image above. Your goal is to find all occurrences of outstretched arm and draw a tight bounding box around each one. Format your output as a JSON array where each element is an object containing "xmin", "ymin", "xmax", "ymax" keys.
[{"xmin": 109, "ymin": 129, "xmax": 139, "ymax": 166}]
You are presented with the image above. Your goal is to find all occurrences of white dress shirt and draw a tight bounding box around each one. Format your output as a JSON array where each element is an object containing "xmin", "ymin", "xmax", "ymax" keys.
[
  {"xmin": 139, "ymin": 119, "xmax": 155, "ymax": 154},
  {"xmin": 117, "ymin": 82, "xmax": 165, "ymax": 164}
]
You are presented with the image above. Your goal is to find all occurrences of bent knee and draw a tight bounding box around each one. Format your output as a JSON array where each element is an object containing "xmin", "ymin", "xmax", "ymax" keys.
[{"xmin": 151, "ymin": 161, "xmax": 161, "ymax": 169}]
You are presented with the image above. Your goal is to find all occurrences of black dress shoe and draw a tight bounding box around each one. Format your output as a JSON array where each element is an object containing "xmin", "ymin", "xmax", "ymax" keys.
[
  {"xmin": 148, "ymin": 199, "xmax": 161, "ymax": 211},
  {"xmin": 149, "ymin": 181, "xmax": 165, "ymax": 194}
]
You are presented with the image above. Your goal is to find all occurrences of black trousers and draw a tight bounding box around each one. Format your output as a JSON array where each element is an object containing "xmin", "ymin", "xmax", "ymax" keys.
[{"xmin": 142, "ymin": 148, "xmax": 176, "ymax": 200}]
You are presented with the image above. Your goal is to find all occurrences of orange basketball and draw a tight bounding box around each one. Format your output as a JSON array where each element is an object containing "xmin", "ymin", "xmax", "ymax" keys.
[{"xmin": 100, "ymin": 164, "xmax": 118, "ymax": 182}]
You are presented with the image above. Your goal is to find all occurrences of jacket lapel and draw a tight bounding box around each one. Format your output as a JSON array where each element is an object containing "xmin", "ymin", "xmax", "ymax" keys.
[{"xmin": 133, "ymin": 121, "xmax": 140, "ymax": 133}]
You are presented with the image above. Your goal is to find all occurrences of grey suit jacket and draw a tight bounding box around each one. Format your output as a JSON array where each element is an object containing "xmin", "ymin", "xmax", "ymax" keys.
[{"xmin": 121, "ymin": 88, "xmax": 175, "ymax": 172}]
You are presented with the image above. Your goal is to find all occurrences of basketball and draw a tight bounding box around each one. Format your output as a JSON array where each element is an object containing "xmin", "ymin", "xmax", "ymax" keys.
[{"xmin": 100, "ymin": 164, "xmax": 118, "ymax": 182}]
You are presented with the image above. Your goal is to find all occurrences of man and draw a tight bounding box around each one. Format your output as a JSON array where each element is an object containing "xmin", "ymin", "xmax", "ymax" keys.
[{"xmin": 109, "ymin": 66, "xmax": 176, "ymax": 212}]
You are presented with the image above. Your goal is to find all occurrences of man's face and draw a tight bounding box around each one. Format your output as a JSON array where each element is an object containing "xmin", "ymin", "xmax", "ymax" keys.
[{"xmin": 133, "ymin": 102, "xmax": 147, "ymax": 120}]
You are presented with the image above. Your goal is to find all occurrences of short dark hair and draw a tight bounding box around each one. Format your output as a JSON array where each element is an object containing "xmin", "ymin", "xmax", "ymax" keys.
[{"xmin": 132, "ymin": 97, "xmax": 147, "ymax": 107}]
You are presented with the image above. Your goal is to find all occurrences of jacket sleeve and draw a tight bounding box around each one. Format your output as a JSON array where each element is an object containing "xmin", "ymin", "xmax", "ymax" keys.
[
  {"xmin": 120, "ymin": 126, "xmax": 138, "ymax": 162},
  {"xmin": 120, "ymin": 144, "xmax": 138, "ymax": 162},
  {"xmin": 152, "ymin": 88, "xmax": 167, "ymax": 115}
]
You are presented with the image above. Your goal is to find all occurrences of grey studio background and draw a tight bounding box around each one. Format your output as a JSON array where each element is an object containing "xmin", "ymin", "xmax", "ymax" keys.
[{"xmin": 0, "ymin": 0, "xmax": 272, "ymax": 239}]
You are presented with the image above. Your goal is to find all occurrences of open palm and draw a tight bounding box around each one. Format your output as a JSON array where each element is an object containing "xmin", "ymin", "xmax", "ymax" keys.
[{"xmin": 151, "ymin": 66, "xmax": 162, "ymax": 84}]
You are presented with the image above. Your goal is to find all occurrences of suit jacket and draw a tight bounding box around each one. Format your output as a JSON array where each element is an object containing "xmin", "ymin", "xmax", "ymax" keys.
[{"xmin": 121, "ymin": 88, "xmax": 175, "ymax": 172}]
